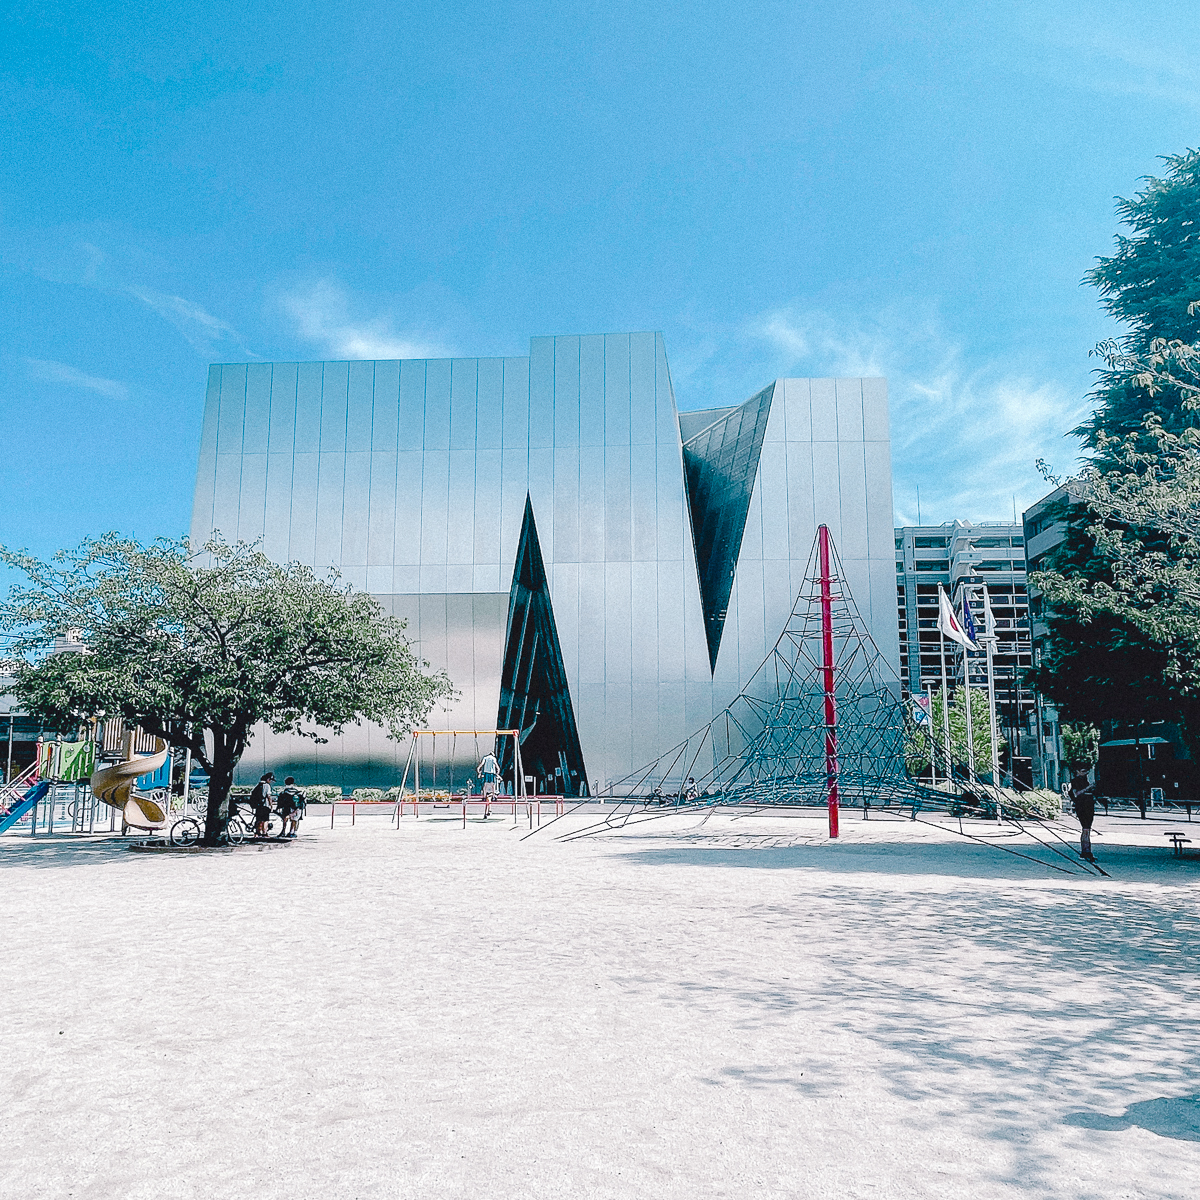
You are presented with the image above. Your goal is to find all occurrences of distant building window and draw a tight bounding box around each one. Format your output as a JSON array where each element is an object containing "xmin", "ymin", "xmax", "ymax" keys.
[
  {"xmin": 915, "ymin": 537, "xmax": 948, "ymax": 548},
  {"xmin": 916, "ymin": 560, "xmax": 949, "ymax": 572}
]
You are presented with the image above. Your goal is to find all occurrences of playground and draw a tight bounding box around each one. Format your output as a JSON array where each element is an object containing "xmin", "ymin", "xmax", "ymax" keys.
[{"xmin": 2, "ymin": 806, "xmax": 1199, "ymax": 1200}]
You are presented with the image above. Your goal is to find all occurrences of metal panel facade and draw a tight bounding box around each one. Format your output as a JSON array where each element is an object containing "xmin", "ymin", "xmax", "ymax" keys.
[{"xmin": 191, "ymin": 335, "xmax": 896, "ymax": 790}]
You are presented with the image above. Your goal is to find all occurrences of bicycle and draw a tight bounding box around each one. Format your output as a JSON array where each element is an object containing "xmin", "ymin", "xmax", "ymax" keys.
[
  {"xmin": 169, "ymin": 801, "xmax": 282, "ymax": 846},
  {"xmin": 169, "ymin": 813, "xmax": 202, "ymax": 846},
  {"xmin": 227, "ymin": 801, "xmax": 284, "ymax": 843}
]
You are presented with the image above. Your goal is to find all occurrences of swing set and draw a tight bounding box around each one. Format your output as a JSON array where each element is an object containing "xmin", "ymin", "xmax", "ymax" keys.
[{"xmin": 391, "ymin": 729, "xmax": 567, "ymax": 828}]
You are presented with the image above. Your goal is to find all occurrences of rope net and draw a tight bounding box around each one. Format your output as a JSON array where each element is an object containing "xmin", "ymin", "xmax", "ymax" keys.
[
  {"xmin": 596, "ymin": 527, "xmax": 919, "ymax": 807},
  {"xmin": 572, "ymin": 527, "xmax": 1106, "ymax": 878}
]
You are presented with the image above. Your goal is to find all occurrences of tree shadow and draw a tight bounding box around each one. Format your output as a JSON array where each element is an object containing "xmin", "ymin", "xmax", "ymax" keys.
[
  {"xmin": 0, "ymin": 836, "xmax": 138, "ymax": 869},
  {"xmin": 601, "ymin": 854, "xmax": 1200, "ymax": 1191},
  {"xmin": 615, "ymin": 842, "xmax": 1081, "ymax": 882},
  {"xmin": 1065, "ymin": 1095, "xmax": 1200, "ymax": 1141}
]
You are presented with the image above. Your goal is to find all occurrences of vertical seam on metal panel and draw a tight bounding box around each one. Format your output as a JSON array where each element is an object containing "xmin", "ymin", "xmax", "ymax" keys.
[
  {"xmin": 234, "ymin": 366, "xmax": 248, "ymax": 541},
  {"xmin": 420, "ymin": 361, "xmax": 428, "ymax": 589},
  {"xmin": 314, "ymin": 363, "xmax": 325, "ymax": 573},
  {"xmin": 364, "ymin": 361, "xmax": 377, "ymax": 585},
  {"xmin": 859, "ymin": 379, "xmax": 873, "ymax": 632},
  {"xmin": 339, "ymin": 364, "xmax": 350, "ymax": 577},
  {"xmin": 259, "ymin": 364, "xmax": 272, "ymax": 541},
  {"xmin": 286, "ymin": 363, "xmax": 299, "ymax": 562}
]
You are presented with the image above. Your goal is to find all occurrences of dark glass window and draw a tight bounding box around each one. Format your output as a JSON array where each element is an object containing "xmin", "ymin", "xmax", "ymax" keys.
[
  {"xmin": 681, "ymin": 383, "xmax": 775, "ymax": 672},
  {"xmin": 495, "ymin": 497, "xmax": 587, "ymax": 794}
]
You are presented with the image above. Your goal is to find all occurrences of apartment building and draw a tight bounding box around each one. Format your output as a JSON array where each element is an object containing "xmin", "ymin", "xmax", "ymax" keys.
[{"xmin": 895, "ymin": 520, "xmax": 1034, "ymax": 775}]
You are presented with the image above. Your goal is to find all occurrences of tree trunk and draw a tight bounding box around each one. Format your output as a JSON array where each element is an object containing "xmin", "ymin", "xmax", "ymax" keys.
[{"xmin": 202, "ymin": 750, "xmax": 237, "ymax": 846}]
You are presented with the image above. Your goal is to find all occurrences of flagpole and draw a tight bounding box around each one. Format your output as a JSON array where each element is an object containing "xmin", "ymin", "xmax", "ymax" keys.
[
  {"xmin": 960, "ymin": 587, "xmax": 976, "ymax": 782},
  {"xmin": 938, "ymin": 598, "xmax": 952, "ymax": 787},
  {"xmin": 979, "ymin": 584, "xmax": 1003, "ymax": 823},
  {"xmin": 925, "ymin": 680, "xmax": 938, "ymax": 783},
  {"xmin": 986, "ymin": 637, "xmax": 1001, "ymax": 817}
]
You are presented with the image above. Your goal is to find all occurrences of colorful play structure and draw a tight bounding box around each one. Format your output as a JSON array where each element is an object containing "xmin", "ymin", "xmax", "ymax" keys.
[
  {"xmin": 89, "ymin": 733, "xmax": 171, "ymax": 832},
  {"xmin": 0, "ymin": 728, "xmax": 171, "ymax": 837}
]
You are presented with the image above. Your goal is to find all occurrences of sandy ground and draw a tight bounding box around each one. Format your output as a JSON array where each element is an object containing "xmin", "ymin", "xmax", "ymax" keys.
[{"xmin": 2, "ymin": 806, "xmax": 1199, "ymax": 1199}]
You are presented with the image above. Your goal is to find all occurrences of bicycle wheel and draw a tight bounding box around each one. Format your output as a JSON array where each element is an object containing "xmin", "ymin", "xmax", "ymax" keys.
[
  {"xmin": 170, "ymin": 816, "xmax": 201, "ymax": 847},
  {"xmin": 266, "ymin": 811, "xmax": 284, "ymax": 838},
  {"xmin": 226, "ymin": 816, "xmax": 248, "ymax": 844}
]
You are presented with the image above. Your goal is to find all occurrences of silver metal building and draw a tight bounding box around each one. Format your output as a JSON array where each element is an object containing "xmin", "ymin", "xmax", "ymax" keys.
[{"xmin": 190, "ymin": 332, "xmax": 898, "ymax": 790}]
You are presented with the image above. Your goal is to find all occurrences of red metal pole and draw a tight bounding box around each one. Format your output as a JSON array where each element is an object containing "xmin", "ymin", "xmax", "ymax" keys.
[{"xmin": 819, "ymin": 524, "xmax": 840, "ymax": 838}]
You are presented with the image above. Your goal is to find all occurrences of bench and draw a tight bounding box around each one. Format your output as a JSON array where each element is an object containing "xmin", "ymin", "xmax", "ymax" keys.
[{"xmin": 1166, "ymin": 832, "xmax": 1192, "ymax": 857}]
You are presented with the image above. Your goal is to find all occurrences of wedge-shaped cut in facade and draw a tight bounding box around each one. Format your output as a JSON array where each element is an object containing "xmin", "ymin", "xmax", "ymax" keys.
[
  {"xmin": 682, "ymin": 383, "xmax": 776, "ymax": 672},
  {"xmin": 495, "ymin": 497, "xmax": 587, "ymax": 794}
]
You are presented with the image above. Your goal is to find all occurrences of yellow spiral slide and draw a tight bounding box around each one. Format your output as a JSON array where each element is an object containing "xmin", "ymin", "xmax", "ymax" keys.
[{"xmin": 90, "ymin": 738, "xmax": 170, "ymax": 831}]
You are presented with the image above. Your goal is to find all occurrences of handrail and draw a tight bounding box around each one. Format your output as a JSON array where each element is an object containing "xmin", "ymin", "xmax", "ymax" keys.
[{"xmin": 0, "ymin": 759, "xmax": 40, "ymax": 801}]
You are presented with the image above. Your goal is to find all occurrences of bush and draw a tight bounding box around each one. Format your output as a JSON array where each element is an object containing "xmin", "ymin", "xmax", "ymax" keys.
[
  {"xmin": 949, "ymin": 786, "xmax": 1063, "ymax": 820},
  {"xmin": 304, "ymin": 784, "xmax": 343, "ymax": 803},
  {"xmin": 350, "ymin": 788, "xmax": 387, "ymax": 803},
  {"xmin": 1003, "ymin": 788, "xmax": 1064, "ymax": 820}
]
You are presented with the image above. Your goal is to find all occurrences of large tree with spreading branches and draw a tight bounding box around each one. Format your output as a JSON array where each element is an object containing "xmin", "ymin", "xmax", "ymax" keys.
[
  {"xmin": 0, "ymin": 535, "xmax": 453, "ymax": 844},
  {"xmin": 1031, "ymin": 151, "xmax": 1200, "ymax": 752}
]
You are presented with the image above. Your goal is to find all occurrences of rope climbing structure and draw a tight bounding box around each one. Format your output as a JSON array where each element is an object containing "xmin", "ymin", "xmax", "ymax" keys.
[
  {"xmin": 591, "ymin": 524, "xmax": 914, "ymax": 826},
  {"xmin": 555, "ymin": 524, "xmax": 1107, "ymax": 877}
]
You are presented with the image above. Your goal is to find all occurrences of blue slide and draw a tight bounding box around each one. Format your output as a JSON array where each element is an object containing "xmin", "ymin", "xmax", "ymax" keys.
[{"xmin": 0, "ymin": 780, "xmax": 52, "ymax": 835}]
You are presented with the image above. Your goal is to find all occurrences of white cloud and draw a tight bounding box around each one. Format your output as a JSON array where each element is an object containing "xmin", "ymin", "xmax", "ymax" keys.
[
  {"xmin": 23, "ymin": 357, "xmax": 128, "ymax": 400},
  {"xmin": 129, "ymin": 286, "xmax": 243, "ymax": 353},
  {"xmin": 1020, "ymin": 9, "xmax": 1200, "ymax": 112},
  {"xmin": 280, "ymin": 280, "xmax": 451, "ymax": 360},
  {"xmin": 745, "ymin": 306, "xmax": 1091, "ymax": 526}
]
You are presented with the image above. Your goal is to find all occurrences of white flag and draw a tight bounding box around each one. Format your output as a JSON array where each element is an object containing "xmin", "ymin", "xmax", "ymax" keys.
[
  {"xmin": 980, "ymin": 587, "xmax": 997, "ymax": 641},
  {"xmin": 937, "ymin": 584, "xmax": 974, "ymax": 649}
]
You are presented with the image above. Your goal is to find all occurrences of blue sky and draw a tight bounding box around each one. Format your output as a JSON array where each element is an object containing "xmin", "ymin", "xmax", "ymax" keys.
[{"xmin": 2, "ymin": 0, "xmax": 1197, "ymax": 561}]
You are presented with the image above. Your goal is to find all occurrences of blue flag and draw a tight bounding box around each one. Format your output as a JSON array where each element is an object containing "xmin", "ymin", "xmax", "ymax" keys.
[{"xmin": 960, "ymin": 593, "xmax": 979, "ymax": 647}]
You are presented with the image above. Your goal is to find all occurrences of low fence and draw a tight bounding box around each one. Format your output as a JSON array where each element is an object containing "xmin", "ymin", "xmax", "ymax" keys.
[{"xmin": 325, "ymin": 793, "xmax": 569, "ymax": 829}]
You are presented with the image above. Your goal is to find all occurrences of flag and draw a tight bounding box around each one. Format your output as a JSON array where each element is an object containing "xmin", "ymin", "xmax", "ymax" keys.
[
  {"xmin": 960, "ymin": 591, "xmax": 979, "ymax": 646},
  {"xmin": 912, "ymin": 695, "xmax": 930, "ymax": 725},
  {"xmin": 937, "ymin": 585, "xmax": 974, "ymax": 648},
  {"xmin": 980, "ymin": 587, "xmax": 997, "ymax": 640}
]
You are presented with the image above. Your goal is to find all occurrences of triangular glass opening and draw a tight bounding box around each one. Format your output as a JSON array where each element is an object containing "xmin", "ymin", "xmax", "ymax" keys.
[
  {"xmin": 495, "ymin": 497, "xmax": 589, "ymax": 796},
  {"xmin": 682, "ymin": 382, "xmax": 775, "ymax": 673}
]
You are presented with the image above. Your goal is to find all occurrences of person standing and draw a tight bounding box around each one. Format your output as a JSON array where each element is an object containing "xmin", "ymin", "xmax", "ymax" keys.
[
  {"xmin": 1070, "ymin": 771, "xmax": 1097, "ymax": 862},
  {"xmin": 478, "ymin": 749, "xmax": 500, "ymax": 819},
  {"xmin": 249, "ymin": 771, "xmax": 275, "ymax": 838},
  {"xmin": 277, "ymin": 776, "xmax": 304, "ymax": 838}
]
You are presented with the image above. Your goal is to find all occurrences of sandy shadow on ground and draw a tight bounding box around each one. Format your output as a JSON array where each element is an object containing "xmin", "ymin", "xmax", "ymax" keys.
[
  {"xmin": 612, "ymin": 841, "xmax": 1093, "ymax": 882},
  {"xmin": 0, "ymin": 836, "xmax": 143, "ymax": 868},
  {"xmin": 612, "ymin": 835, "xmax": 1200, "ymax": 883},
  {"xmin": 1065, "ymin": 1094, "xmax": 1200, "ymax": 1141}
]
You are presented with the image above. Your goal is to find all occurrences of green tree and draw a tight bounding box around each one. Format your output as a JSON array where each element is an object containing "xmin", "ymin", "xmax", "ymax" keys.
[
  {"xmin": 1060, "ymin": 723, "xmax": 1100, "ymax": 772},
  {"xmin": 1033, "ymin": 346, "xmax": 1200, "ymax": 752},
  {"xmin": 906, "ymin": 687, "xmax": 1005, "ymax": 782},
  {"xmin": 1032, "ymin": 150, "xmax": 1200, "ymax": 744},
  {"xmin": 0, "ymin": 535, "xmax": 453, "ymax": 844},
  {"xmin": 1078, "ymin": 150, "xmax": 1200, "ymax": 451}
]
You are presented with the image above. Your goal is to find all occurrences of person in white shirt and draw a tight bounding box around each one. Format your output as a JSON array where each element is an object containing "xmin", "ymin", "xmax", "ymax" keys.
[{"xmin": 478, "ymin": 751, "xmax": 500, "ymax": 819}]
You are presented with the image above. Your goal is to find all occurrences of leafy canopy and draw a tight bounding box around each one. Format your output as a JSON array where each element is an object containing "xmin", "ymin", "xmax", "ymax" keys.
[
  {"xmin": 1078, "ymin": 149, "xmax": 1200, "ymax": 452},
  {"xmin": 1033, "ymin": 343, "xmax": 1200, "ymax": 698},
  {"xmin": 0, "ymin": 534, "xmax": 453, "ymax": 776},
  {"xmin": 1032, "ymin": 151, "xmax": 1200, "ymax": 741}
]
